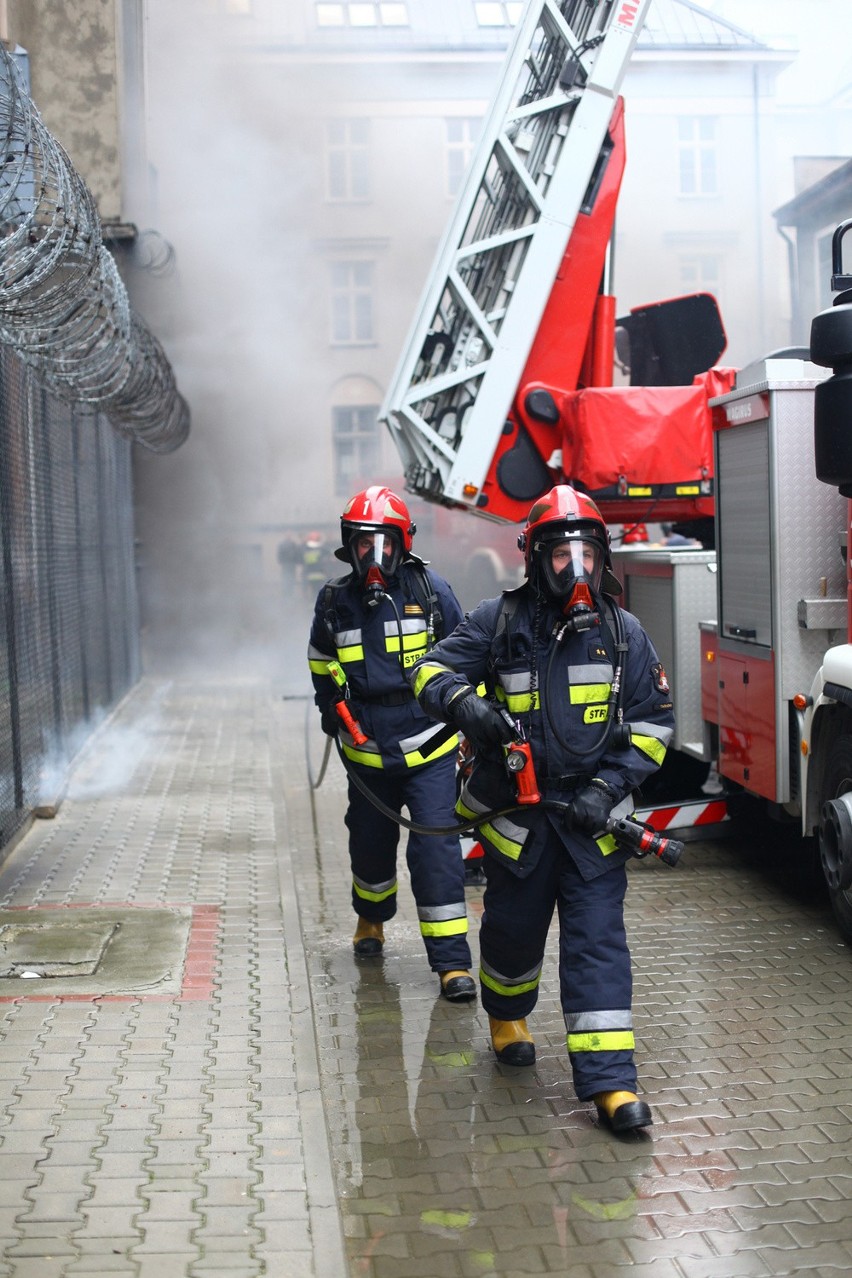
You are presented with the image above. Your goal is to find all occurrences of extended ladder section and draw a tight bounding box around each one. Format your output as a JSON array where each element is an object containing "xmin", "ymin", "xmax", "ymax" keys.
[{"xmin": 379, "ymin": 0, "xmax": 655, "ymax": 516}]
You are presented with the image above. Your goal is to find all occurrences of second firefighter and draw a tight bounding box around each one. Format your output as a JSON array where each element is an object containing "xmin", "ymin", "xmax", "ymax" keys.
[{"xmin": 307, "ymin": 485, "xmax": 476, "ymax": 1002}]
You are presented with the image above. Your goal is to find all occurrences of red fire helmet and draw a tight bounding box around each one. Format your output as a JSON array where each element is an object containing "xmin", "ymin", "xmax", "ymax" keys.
[{"xmin": 339, "ymin": 486, "xmax": 416, "ymax": 555}]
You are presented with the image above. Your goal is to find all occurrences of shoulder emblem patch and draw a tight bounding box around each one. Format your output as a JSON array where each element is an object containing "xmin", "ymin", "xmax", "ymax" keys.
[{"xmin": 652, "ymin": 663, "xmax": 670, "ymax": 695}]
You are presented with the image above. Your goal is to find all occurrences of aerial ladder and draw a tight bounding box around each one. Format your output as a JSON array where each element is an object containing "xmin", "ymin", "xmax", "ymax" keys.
[
  {"xmin": 379, "ymin": 0, "xmax": 729, "ymax": 529},
  {"xmin": 379, "ymin": 4, "xmax": 852, "ymax": 949}
]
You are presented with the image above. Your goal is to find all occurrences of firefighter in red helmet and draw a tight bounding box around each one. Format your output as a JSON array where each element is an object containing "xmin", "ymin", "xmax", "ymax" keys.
[
  {"xmin": 307, "ymin": 486, "xmax": 475, "ymax": 1001},
  {"xmin": 410, "ymin": 485, "xmax": 674, "ymax": 1133}
]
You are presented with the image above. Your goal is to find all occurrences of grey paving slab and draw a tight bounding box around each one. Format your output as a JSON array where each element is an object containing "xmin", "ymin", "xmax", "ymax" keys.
[{"xmin": 0, "ymin": 675, "xmax": 851, "ymax": 1276}]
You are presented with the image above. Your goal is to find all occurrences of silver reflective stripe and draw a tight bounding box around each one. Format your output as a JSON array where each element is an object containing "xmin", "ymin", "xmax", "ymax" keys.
[
  {"xmin": 459, "ymin": 789, "xmax": 490, "ymax": 816},
  {"xmin": 498, "ymin": 670, "xmax": 533, "ymax": 693},
  {"xmin": 307, "ymin": 642, "xmax": 330, "ymax": 661},
  {"xmin": 568, "ymin": 662, "xmax": 614, "ymax": 682},
  {"xmin": 490, "ymin": 812, "xmax": 528, "ymax": 844},
  {"xmin": 565, "ymin": 1009, "xmax": 633, "ymax": 1032},
  {"xmin": 481, "ymin": 956, "xmax": 542, "ymax": 987},
  {"xmin": 353, "ymin": 874, "xmax": 396, "ymax": 894},
  {"xmin": 418, "ymin": 902, "xmax": 466, "ymax": 922},
  {"xmin": 400, "ymin": 724, "xmax": 452, "ymax": 753},
  {"xmin": 334, "ymin": 628, "xmax": 362, "ymax": 646},
  {"xmin": 384, "ymin": 618, "xmax": 425, "ymax": 636},
  {"xmin": 631, "ymin": 720, "xmax": 673, "ymax": 747}
]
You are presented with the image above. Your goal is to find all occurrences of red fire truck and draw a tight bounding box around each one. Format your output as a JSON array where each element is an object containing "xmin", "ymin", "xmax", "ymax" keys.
[{"xmin": 379, "ymin": 0, "xmax": 852, "ymax": 942}]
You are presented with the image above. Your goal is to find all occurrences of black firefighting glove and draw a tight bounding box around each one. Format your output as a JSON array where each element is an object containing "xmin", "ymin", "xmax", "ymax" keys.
[
  {"xmin": 447, "ymin": 688, "xmax": 516, "ymax": 755},
  {"xmin": 319, "ymin": 703, "xmax": 340, "ymax": 737},
  {"xmin": 568, "ymin": 778, "xmax": 617, "ymax": 836}
]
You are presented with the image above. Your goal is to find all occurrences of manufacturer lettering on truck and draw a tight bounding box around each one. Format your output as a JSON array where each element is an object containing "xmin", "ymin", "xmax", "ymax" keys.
[
  {"xmin": 616, "ymin": 2, "xmax": 640, "ymax": 30},
  {"xmin": 723, "ymin": 394, "xmax": 770, "ymax": 426}
]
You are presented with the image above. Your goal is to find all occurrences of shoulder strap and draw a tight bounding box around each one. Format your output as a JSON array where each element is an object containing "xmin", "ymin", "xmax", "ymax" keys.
[
  {"xmin": 495, "ymin": 589, "xmax": 522, "ymax": 661},
  {"xmin": 406, "ymin": 561, "xmax": 443, "ymax": 645},
  {"xmin": 321, "ymin": 576, "xmax": 350, "ymax": 644}
]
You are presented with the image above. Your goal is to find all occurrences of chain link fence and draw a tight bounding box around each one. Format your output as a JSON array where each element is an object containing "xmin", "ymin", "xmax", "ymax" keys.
[
  {"xmin": 0, "ymin": 345, "xmax": 139, "ymax": 849},
  {"xmin": 0, "ymin": 44, "xmax": 191, "ymax": 850}
]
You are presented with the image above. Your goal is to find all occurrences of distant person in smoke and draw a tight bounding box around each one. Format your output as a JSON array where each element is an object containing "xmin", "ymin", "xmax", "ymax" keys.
[
  {"xmin": 276, "ymin": 533, "xmax": 302, "ymax": 594},
  {"xmin": 306, "ymin": 486, "xmax": 476, "ymax": 1002},
  {"xmin": 299, "ymin": 530, "xmax": 333, "ymax": 601}
]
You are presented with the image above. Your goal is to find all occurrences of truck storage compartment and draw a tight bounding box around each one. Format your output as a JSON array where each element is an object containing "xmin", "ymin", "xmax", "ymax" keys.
[
  {"xmin": 616, "ymin": 548, "xmax": 717, "ymax": 759},
  {"xmin": 711, "ymin": 360, "xmax": 845, "ymax": 805}
]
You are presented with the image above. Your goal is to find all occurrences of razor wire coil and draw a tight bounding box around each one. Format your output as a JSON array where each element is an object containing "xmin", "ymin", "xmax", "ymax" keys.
[{"xmin": 0, "ymin": 44, "xmax": 189, "ymax": 453}]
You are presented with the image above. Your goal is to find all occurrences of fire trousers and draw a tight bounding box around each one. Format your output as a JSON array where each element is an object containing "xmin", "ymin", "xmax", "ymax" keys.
[
  {"xmin": 479, "ymin": 828, "xmax": 637, "ymax": 1099},
  {"xmin": 344, "ymin": 752, "xmax": 472, "ymax": 973}
]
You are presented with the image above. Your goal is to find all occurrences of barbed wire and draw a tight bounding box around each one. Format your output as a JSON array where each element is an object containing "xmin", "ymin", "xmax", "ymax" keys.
[{"xmin": 0, "ymin": 44, "xmax": 189, "ymax": 453}]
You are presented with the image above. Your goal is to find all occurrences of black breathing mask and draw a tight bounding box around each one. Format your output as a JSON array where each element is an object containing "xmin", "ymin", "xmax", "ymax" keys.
[
  {"xmin": 349, "ymin": 528, "xmax": 403, "ymax": 606},
  {"xmin": 535, "ymin": 532, "xmax": 605, "ymax": 632}
]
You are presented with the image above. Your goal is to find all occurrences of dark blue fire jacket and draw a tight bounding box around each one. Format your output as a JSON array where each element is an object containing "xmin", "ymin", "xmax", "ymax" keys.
[{"xmin": 410, "ymin": 586, "xmax": 675, "ymax": 880}]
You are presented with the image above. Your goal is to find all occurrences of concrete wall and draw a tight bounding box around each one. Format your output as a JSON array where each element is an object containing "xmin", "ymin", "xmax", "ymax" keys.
[{"xmin": 5, "ymin": 0, "xmax": 143, "ymax": 224}]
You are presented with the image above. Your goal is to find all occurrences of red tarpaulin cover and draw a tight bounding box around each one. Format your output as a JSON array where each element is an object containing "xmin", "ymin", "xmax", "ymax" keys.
[{"xmin": 559, "ymin": 369, "xmax": 736, "ymax": 490}]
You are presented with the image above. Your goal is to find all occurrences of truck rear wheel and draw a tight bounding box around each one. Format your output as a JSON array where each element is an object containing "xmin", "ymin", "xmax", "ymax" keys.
[{"xmin": 818, "ymin": 733, "xmax": 852, "ymax": 945}]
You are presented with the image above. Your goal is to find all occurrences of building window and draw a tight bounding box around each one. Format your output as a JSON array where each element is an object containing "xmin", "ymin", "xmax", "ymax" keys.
[
  {"xmin": 333, "ymin": 406, "xmax": 380, "ymax": 495},
  {"xmin": 330, "ymin": 262, "xmax": 374, "ymax": 343},
  {"xmin": 678, "ymin": 254, "xmax": 721, "ymax": 294},
  {"xmin": 316, "ymin": 2, "xmax": 409, "ymax": 25},
  {"xmin": 326, "ymin": 119, "xmax": 371, "ymax": 201},
  {"xmin": 446, "ymin": 118, "xmax": 480, "ymax": 198},
  {"xmin": 678, "ymin": 117, "xmax": 717, "ymax": 196},
  {"xmin": 474, "ymin": 2, "xmax": 524, "ymax": 26}
]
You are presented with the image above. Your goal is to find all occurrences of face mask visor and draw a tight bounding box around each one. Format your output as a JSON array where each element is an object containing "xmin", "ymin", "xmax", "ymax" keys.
[
  {"xmin": 538, "ymin": 532, "xmax": 604, "ymax": 599},
  {"xmin": 350, "ymin": 527, "xmax": 404, "ymax": 585}
]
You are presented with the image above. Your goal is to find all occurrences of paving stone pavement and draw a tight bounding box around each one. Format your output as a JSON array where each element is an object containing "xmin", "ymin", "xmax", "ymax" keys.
[{"xmin": 0, "ymin": 676, "xmax": 852, "ymax": 1276}]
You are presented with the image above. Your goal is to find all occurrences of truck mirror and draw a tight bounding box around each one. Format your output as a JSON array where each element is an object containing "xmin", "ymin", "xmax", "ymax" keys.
[{"xmin": 811, "ymin": 219, "xmax": 852, "ymax": 496}]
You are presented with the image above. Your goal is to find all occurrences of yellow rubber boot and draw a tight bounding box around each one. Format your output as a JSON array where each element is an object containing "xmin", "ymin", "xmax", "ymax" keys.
[
  {"xmin": 353, "ymin": 917, "xmax": 384, "ymax": 957},
  {"xmin": 593, "ymin": 1090, "xmax": 653, "ymax": 1133},
  {"xmin": 439, "ymin": 970, "xmax": 476, "ymax": 1002},
  {"xmin": 489, "ymin": 1016, "xmax": 535, "ymax": 1066}
]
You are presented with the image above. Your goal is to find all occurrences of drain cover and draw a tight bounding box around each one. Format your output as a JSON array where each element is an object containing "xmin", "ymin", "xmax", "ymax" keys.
[
  {"xmin": 0, "ymin": 919, "xmax": 119, "ymax": 977},
  {"xmin": 0, "ymin": 907, "xmax": 193, "ymax": 995}
]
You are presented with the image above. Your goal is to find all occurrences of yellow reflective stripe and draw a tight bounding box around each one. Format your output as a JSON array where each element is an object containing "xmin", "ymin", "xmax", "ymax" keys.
[
  {"xmin": 567, "ymin": 1030, "xmax": 636, "ymax": 1053},
  {"xmin": 400, "ymin": 644, "xmax": 427, "ymax": 669},
  {"xmin": 342, "ymin": 743, "xmax": 383, "ymax": 768},
  {"xmin": 404, "ymin": 732, "xmax": 458, "ymax": 767},
  {"xmin": 595, "ymin": 833, "xmax": 618, "ymax": 856},
  {"xmin": 480, "ymin": 967, "xmax": 540, "ymax": 998},
  {"xmin": 386, "ymin": 631, "xmax": 427, "ymax": 653},
  {"xmin": 336, "ymin": 644, "xmax": 364, "ymax": 664},
  {"xmin": 354, "ymin": 880, "xmax": 396, "ymax": 904},
  {"xmin": 420, "ymin": 918, "xmax": 469, "ymax": 938},
  {"xmin": 569, "ymin": 683, "xmax": 611, "ymax": 705},
  {"xmin": 632, "ymin": 733, "xmax": 667, "ymax": 765},
  {"xmin": 308, "ymin": 659, "xmax": 332, "ymax": 675},
  {"xmin": 479, "ymin": 821, "xmax": 522, "ymax": 861},
  {"xmin": 412, "ymin": 661, "xmax": 447, "ymax": 698},
  {"xmin": 503, "ymin": 691, "xmax": 540, "ymax": 713}
]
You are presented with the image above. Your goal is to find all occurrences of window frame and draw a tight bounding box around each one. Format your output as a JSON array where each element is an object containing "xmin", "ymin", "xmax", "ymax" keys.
[
  {"xmin": 325, "ymin": 118, "xmax": 371, "ymax": 203},
  {"xmin": 329, "ymin": 260, "xmax": 375, "ymax": 346},
  {"xmin": 677, "ymin": 115, "xmax": 718, "ymax": 198},
  {"xmin": 332, "ymin": 404, "xmax": 381, "ymax": 497}
]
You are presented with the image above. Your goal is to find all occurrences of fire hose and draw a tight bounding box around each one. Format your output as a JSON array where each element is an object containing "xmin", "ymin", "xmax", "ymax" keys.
[
  {"xmin": 304, "ymin": 658, "xmax": 682, "ymax": 866},
  {"xmin": 320, "ymin": 727, "xmax": 683, "ymax": 868}
]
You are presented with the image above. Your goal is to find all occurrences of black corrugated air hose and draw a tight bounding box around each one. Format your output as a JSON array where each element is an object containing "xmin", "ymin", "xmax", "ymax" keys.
[{"xmin": 333, "ymin": 733, "xmax": 572, "ymax": 836}]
